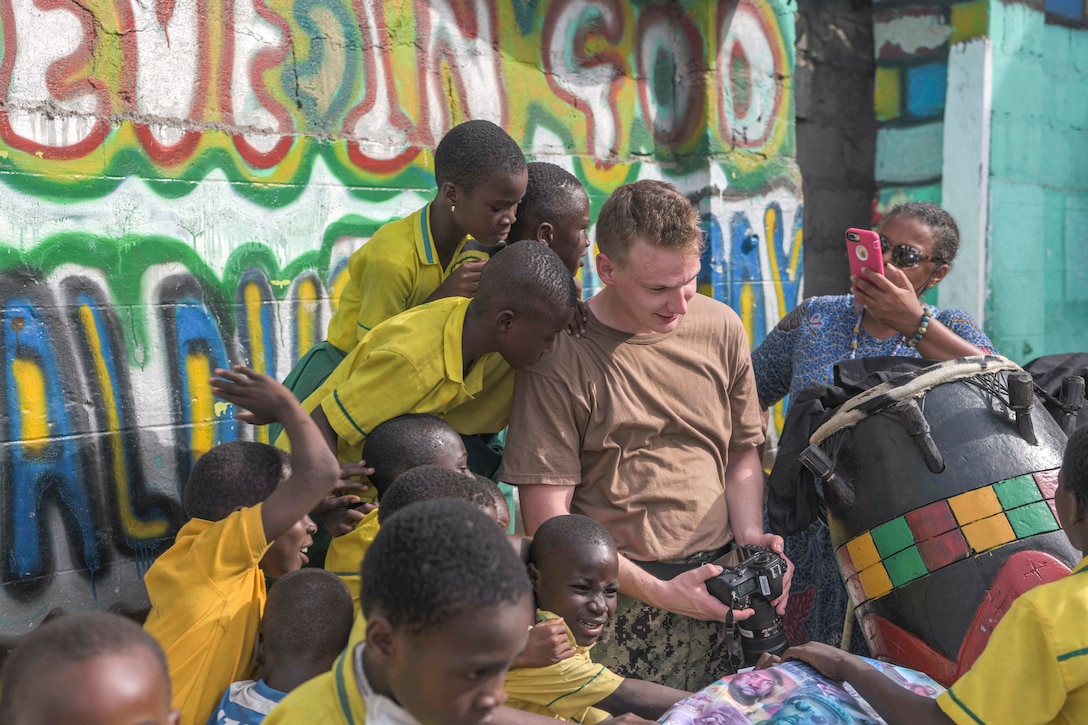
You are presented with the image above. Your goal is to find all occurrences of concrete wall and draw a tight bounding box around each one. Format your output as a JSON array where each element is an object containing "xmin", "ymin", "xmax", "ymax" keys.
[
  {"xmin": 981, "ymin": 2, "xmax": 1088, "ymax": 359},
  {"xmin": 871, "ymin": 0, "xmax": 990, "ymax": 211},
  {"xmin": 869, "ymin": 0, "xmax": 1088, "ymax": 361},
  {"xmin": 795, "ymin": 0, "xmax": 877, "ymax": 297},
  {"xmin": 0, "ymin": 0, "xmax": 802, "ymax": 640}
]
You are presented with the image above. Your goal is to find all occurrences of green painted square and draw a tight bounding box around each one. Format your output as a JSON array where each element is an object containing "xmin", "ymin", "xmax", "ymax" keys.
[
  {"xmin": 994, "ymin": 475, "xmax": 1044, "ymax": 509},
  {"xmin": 885, "ymin": 547, "xmax": 928, "ymax": 588},
  {"xmin": 871, "ymin": 518, "xmax": 916, "ymax": 559},
  {"xmin": 1007, "ymin": 502, "xmax": 1061, "ymax": 538}
]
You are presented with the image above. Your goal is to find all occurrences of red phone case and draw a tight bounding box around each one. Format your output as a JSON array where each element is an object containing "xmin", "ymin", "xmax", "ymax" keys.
[{"xmin": 846, "ymin": 228, "xmax": 884, "ymax": 278}]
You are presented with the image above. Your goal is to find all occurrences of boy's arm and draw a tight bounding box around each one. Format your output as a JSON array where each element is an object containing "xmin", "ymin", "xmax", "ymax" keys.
[
  {"xmin": 595, "ymin": 679, "xmax": 690, "ymax": 719},
  {"xmin": 212, "ymin": 365, "xmax": 341, "ymax": 543},
  {"xmin": 784, "ymin": 643, "xmax": 953, "ymax": 725},
  {"xmin": 310, "ymin": 405, "xmax": 340, "ymax": 456}
]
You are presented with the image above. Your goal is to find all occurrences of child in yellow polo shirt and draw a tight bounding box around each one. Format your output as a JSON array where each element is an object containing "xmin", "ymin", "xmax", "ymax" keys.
[
  {"xmin": 207, "ymin": 568, "xmax": 354, "ymax": 725},
  {"xmin": 281, "ymin": 119, "xmax": 528, "ymax": 409},
  {"xmin": 0, "ymin": 611, "xmax": 178, "ymax": 724},
  {"xmin": 143, "ymin": 366, "xmax": 340, "ymax": 725},
  {"xmin": 290, "ymin": 242, "xmax": 577, "ymax": 471},
  {"xmin": 780, "ymin": 423, "xmax": 1088, "ymax": 724},
  {"xmin": 507, "ymin": 161, "xmax": 592, "ymax": 278},
  {"xmin": 323, "ymin": 413, "xmax": 472, "ymax": 610},
  {"xmin": 263, "ymin": 499, "xmax": 534, "ymax": 724},
  {"xmin": 505, "ymin": 515, "xmax": 692, "ymax": 721}
]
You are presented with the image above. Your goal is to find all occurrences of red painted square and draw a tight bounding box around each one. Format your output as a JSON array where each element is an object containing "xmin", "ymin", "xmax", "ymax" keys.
[
  {"xmin": 845, "ymin": 574, "xmax": 868, "ymax": 606},
  {"xmin": 836, "ymin": 545, "xmax": 858, "ymax": 580},
  {"xmin": 905, "ymin": 500, "xmax": 959, "ymax": 542},
  {"xmin": 917, "ymin": 529, "xmax": 970, "ymax": 571},
  {"xmin": 1034, "ymin": 469, "xmax": 1059, "ymax": 499}
]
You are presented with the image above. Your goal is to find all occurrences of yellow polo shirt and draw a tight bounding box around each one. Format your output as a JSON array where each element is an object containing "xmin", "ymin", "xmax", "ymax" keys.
[
  {"xmin": 263, "ymin": 644, "xmax": 419, "ymax": 724},
  {"xmin": 287, "ymin": 297, "xmax": 513, "ymax": 465},
  {"xmin": 326, "ymin": 203, "xmax": 502, "ymax": 353},
  {"xmin": 503, "ymin": 610, "xmax": 624, "ymax": 723},
  {"xmin": 938, "ymin": 556, "xmax": 1088, "ymax": 724},
  {"xmin": 324, "ymin": 509, "xmax": 381, "ymax": 616},
  {"xmin": 143, "ymin": 505, "xmax": 270, "ymax": 725}
]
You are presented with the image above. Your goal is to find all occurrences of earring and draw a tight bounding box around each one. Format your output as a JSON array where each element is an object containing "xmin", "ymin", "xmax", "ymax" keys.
[{"xmin": 451, "ymin": 204, "xmax": 456, "ymax": 213}]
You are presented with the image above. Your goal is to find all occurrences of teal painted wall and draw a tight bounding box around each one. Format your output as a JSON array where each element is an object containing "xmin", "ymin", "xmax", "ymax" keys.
[{"xmin": 986, "ymin": 2, "xmax": 1088, "ymax": 360}]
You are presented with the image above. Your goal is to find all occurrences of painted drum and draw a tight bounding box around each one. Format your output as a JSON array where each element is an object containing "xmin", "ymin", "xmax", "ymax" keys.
[{"xmin": 803, "ymin": 356, "xmax": 1080, "ymax": 686}]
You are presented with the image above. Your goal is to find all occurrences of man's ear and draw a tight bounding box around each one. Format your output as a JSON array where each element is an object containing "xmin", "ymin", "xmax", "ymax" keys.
[
  {"xmin": 537, "ymin": 222, "xmax": 554, "ymax": 246},
  {"xmin": 440, "ymin": 181, "xmax": 461, "ymax": 210},
  {"xmin": 495, "ymin": 308, "xmax": 516, "ymax": 333},
  {"xmin": 596, "ymin": 252, "xmax": 617, "ymax": 285},
  {"xmin": 366, "ymin": 614, "xmax": 396, "ymax": 659}
]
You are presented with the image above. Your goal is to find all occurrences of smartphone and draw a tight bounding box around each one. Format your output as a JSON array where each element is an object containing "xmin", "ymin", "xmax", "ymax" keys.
[{"xmin": 846, "ymin": 228, "xmax": 884, "ymax": 278}]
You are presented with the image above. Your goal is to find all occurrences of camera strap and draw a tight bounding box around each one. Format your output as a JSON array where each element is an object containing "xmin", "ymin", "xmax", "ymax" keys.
[{"xmin": 722, "ymin": 607, "xmax": 745, "ymax": 676}]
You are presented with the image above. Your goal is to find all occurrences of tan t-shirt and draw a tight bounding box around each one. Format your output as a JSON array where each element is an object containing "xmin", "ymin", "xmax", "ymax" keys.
[{"xmin": 501, "ymin": 293, "xmax": 764, "ymax": 561}]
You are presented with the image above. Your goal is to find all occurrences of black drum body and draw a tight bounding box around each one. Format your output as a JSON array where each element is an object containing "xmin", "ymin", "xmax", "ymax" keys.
[{"xmin": 810, "ymin": 359, "xmax": 1080, "ymax": 685}]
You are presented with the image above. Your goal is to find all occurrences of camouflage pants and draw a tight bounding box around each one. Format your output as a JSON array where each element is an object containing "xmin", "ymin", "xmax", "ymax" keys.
[{"xmin": 592, "ymin": 592, "xmax": 735, "ymax": 691}]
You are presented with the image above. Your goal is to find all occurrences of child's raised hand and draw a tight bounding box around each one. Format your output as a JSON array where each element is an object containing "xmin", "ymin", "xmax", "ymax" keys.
[
  {"xmin": 210, "ymin": 365, "xmax": 293, "ymax": 426},
  {"xmin": 512, "ymin": 617, "xmax": 576, "ymax": 668},
  {"xmin": 429, "ymin": 258, "xmax": 486, "ymax": 300},
  {"xmin": 566, "ymin": 299, "xmax": 589, "ymax": 338},
  {"xmin": 314, "ymin": 461, "xmax": 375, "ymax": 536}
]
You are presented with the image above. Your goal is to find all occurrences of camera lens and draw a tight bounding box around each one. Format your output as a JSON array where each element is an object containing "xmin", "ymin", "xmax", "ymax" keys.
[{"xmin": 737, "ymin": 598, "xmax": 788, "ymax": 666}]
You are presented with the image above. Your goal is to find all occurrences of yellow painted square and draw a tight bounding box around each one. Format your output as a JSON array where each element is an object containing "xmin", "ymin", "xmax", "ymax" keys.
[
  {"xmin": 846, "ymin": 533, "xmax": 882, "ymax": 572},
  {"xmin": 950, "ymin": 1, "xmax": 989, "ymax": 44},
  {"xmin": 948, "ymin": 487, "xmax": 1003, "ymax": 525},
  {"xmin": 858, "ymin": 564, "xmax": 894, "ymax": 600},
  {"xmin": 874, "ymin": 66, "xmax": 901, "ymax": 122},
  {"xmin": 963, "ymin": 514, "xmax": 1016, "ymax": 553}
]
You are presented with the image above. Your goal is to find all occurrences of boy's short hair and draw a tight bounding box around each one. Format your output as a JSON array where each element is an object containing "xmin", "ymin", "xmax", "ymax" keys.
[
  {"xmin": 508, "ymin": 162, "xmax": 586, "ymax": 241},
  {"xmin": 434, "ymin": 120, "xmax": 527, "ymax": 194},
  {"xmin": 378, "ymin": 465, "xmax": 496, "ymax": 524},
  {"xmin": 361, "ymin": 499, "xmax": 531, "ymax": 635},
  {"xmin": 182, "ymin": 441, "xmax": 288, "ymax": 521},
  {"xmin": 474, "ymin": 241, "xmax": 577, "ymax": 318},
  {"xmin": 880, "ymin": 201, "xmax": 960, "ymax": 265},
  {"xmin": 472, "ymin": 473, "xmax": 505, "ymax": 506},
  {"xmin": 262, "ymin": 569, "xmax": 353, "ymax": 665},
  {"xmin": 528, "ymin": 514, "xmax": 615, "ymax": 566},
  {"xmin": 595, "ymin": 179, "xmax": 704, "ymax": 267},
  {"xmin": 363, "ymin": 414, "xmax": 463, "ymax": 496},
  {"xmin": 1064, "ymin": 424, "xmax": 1088, "ymax": 499},
  {"xmin": 0, "ymin": 611, "xmax": 170, "ymax": 724}
]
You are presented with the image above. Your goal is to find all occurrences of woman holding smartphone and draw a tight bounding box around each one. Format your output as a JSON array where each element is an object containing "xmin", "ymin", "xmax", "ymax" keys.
[{"xmin": 750, "ymin": 202, "xmax": 996, "ymax": 654}]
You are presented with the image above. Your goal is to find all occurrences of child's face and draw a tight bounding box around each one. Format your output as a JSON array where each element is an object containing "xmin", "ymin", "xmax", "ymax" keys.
[
  {"xmin": 384, "ymin": 597, "xmax": 533, "ymax": 725},
  {"xmin": 496, "ymin": 308, "xmax": 573, "ymax": 371},
  {"xmin": 428, "ymin": 432, "xmax": 471, "ymax": 475},
  {"xmin": 530, "ymin": 542, "xmax": 619, "ymax": 647},
  {"xmin": 449, "ymin": 170, "xmax": 529, "ymax": 246},
  {"xmin": 549, "ymin": 189, "xmax": 592, "ymax": 275},
  {"xmin": 259, "ymin": 514, "xmax": 316, "ymax": 578},
  {"xmin": 19, "ymin": 650, "xmax": 179, "ymax": 725}
]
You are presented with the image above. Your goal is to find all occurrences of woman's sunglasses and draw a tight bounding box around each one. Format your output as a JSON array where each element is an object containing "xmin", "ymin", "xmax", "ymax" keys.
[{"xmin": 879, "ymin": 235, "xmax": 946, "ymax": 268}]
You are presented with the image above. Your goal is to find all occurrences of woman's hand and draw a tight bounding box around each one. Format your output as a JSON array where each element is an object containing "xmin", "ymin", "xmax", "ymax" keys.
[{"xmin": 852, "ymin": 265, "xmax": 925, "ymax": 336}]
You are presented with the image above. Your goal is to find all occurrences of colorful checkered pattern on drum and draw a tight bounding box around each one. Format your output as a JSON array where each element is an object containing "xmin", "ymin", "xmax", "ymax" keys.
[{"xmin": 836, "ymin": 469, "xmax": 1062, "ymax": 603}]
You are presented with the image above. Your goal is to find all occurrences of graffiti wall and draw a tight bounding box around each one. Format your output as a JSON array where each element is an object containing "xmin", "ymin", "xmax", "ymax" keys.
[{"xmin": 0, "ymin": 0, "xmax": 802, "ymax": 639}]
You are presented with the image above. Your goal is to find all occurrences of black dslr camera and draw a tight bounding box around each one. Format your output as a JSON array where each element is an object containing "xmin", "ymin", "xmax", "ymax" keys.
[{"xmin": 706, "ymin": 544, "xmax": 788, "ymax": 666}]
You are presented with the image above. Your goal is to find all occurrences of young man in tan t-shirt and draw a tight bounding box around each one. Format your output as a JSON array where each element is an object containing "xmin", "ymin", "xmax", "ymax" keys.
[{"xmin": 500, "ymin": 180, "xmax": 794, "ymax": 690}]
